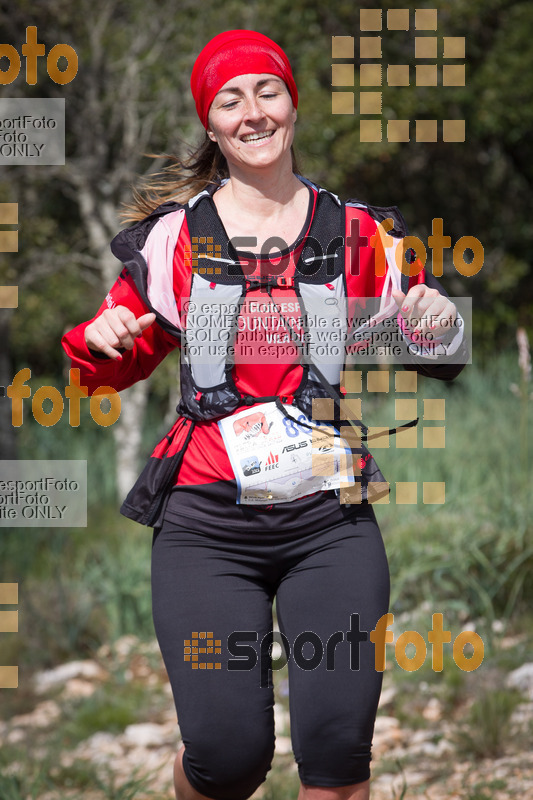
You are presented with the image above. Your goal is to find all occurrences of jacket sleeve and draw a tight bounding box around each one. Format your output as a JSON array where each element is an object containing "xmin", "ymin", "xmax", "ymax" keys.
[
  {"xmin": 345, "ymin": 204, "xmax": 468, "ymax": 382},
  {"xmin": 61, "ymin": 267, "xmax": 180, "ymax": 395}
]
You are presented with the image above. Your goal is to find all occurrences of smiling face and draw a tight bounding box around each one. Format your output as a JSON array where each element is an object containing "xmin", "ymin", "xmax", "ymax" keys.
[{"xmin": 206, "ymin": 73, "xmax": 297, "ymax": 176}]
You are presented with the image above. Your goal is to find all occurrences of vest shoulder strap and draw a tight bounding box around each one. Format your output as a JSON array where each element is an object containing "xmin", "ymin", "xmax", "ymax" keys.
[
  {"xmin": 346, "ymin": 199, "xmax": 411, "ymax": 294},
  {"xmin": 345, "ymin": 199, "xmax": 409, "ymax": 238}
]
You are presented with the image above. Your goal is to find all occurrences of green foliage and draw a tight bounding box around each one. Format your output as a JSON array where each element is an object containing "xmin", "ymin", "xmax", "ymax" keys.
[
  {"xmin": 453, "ymin": 688, "xmax": 523, "ymax": 760},
  {"xmin": 16, "ymin": 407, "xmax": 118, "ymax": 507},
  {"xmin": 91, "ymin": 766, "xmax": 160, "ymax": 800},
  {"xmin": 0, "ymin": 504, "xmax": 153, "ymax": 671},
  {"xmin": 10, "ymin": 265, "xmax": 103, "ymax": 376},
  {"xmin": 372, "ymin": 352, "xmax": 533, "ymax": 627},
  {"xmin": 464, "ymin": 781, "xmax": 508, "ymax": 800},
  {"xmin": 61, "ymin": 683, "xmax": 146, "ymax": 745},
  {"xmin": 0, "ymin": 746, "xmax": 157, "ymax": 800},
  {"xmin": 47, "ymin": 759, "xmax": 98, "ymax": 792},
  {"xmin": 0, "ymin": 743, "xmax": 95, "ymax": 797},
  {"xmin": 261, "ymin": 766, "xmax": 301, "ymax": 800},
  {"xmin": 78, "ymin": 520, "xmax": 155, "ymax": 643},
  {"xmin": 0, "ymin": 772, "xmax": 48, "ymax": 800}
]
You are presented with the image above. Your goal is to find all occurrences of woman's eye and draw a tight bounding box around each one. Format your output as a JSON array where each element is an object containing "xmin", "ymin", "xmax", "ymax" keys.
[{"xmin": 220, "ymin": 92, "xmax": 278, "ymax": 109}]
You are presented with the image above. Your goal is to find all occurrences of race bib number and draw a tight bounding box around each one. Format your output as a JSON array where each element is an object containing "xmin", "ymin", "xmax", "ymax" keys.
[{"xmin": 218, "ymin": 402, "xmax": 355, "ymax": 505}]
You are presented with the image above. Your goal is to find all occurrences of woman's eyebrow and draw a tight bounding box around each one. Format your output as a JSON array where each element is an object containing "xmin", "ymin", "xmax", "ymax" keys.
[{"xmin": 215, "ymin": 78, "xmax": 284, "ymax": 96}]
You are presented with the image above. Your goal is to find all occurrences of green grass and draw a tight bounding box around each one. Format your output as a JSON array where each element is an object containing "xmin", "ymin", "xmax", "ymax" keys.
[
  {"xmin": 261, "ymin": 766, "xmax": 301, "ymax": 800},
  {"xmin": 0, "ymin": 773, "xmax": 48, "ymax": 800},
  {"xmin": 0, "ymin": 754, "xmax": 159, "ymax": 800},
  {"xmin": 464, "ymin": 781, "xmax": 508, "ymax": 800},
  {"xmin": 0, "ymin": 743, "xmax": 98, "ymax": 798},
  {"xmin": 57, "ymin": 677, "xmax": 168, "ymax": 747},
  {"xmin": 361, "ymin": 352, "xmax": 532, "ymax": 627},
  {"xmin": 0, "ymin": 509, "xmax": 154, "ymax": 675},
  {"xmin": 453, "ymin": 687, "xmax": 524, "ymax": 760}
]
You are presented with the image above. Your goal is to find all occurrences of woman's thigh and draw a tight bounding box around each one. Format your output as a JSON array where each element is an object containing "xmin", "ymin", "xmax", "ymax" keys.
[
  {"xmin": 151, "ymin": 522, "xmax": 276, "ymax": 799},
  {"xmin": 274, "ymin": 507, "xmax": 390, "ymax": 787}
]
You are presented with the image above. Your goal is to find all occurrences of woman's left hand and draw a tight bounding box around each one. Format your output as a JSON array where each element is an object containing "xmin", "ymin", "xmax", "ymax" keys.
[{"xmin": 391, "ymin": 285, "xmax": 457, "ymax": 338}]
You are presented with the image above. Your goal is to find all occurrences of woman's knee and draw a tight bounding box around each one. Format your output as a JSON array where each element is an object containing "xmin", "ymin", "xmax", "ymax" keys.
[{"xmin": 182, "ymin": 727, "xmax": 275, "ymax": 800}]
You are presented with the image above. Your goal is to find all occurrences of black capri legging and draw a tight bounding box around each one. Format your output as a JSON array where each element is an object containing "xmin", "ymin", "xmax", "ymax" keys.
[{"xmin": 151, "ymin": 503, "xmax": 390, "ymax": 800}]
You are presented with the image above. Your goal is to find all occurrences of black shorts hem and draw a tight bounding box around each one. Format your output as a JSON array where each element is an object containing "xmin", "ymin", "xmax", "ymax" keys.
[
  {"xmin": 181, "ymin": 750, "xmax": 264, "ymax": 800},
  {"xmin": 298, "ymin": 766, "xmax": 371, "ymax": 787}
]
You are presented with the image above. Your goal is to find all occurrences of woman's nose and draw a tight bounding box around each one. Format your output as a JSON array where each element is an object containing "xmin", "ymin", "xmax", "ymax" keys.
[{"xmin": 243, "ymin": 97, "xmax": 266, "ymax": 122}]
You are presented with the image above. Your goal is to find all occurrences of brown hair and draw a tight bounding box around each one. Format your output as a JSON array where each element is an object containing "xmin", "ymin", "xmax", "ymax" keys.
[{"xmin": 121, "ymin": 134, "xmax": 301, "ymax": 223}]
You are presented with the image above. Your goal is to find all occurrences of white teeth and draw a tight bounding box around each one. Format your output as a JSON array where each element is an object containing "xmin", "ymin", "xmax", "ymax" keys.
[{"xmin": 242, "ymin": 131, "xmax": 274, "ymax": 143}]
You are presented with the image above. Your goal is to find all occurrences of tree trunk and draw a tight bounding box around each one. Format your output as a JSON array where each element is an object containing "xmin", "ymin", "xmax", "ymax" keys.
[{"xmin": 113, "ymin": 382, "xmax": 150, "ymax": 500}]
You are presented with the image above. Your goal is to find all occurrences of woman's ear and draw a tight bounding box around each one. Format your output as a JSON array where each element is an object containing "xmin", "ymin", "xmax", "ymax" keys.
[{"xmin": 207, "ymin": 128, "xmax": 217, "ymax": 142}]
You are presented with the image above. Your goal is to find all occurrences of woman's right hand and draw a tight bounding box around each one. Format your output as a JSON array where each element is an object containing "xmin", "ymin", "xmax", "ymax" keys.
[{"xmin": 84, "ymin": 306, "xmax": 156, "ymax": 360}]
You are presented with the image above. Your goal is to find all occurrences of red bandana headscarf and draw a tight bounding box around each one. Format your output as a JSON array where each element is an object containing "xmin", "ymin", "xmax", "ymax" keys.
[{"xmin": 190, "ymin": 30, "xmax": 298, "ymax": 129}]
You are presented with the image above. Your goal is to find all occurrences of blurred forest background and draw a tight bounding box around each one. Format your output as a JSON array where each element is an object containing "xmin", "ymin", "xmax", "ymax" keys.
[{"xmin": 0, "ymin": 0, "xmax": 532, "ymax": 798}]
